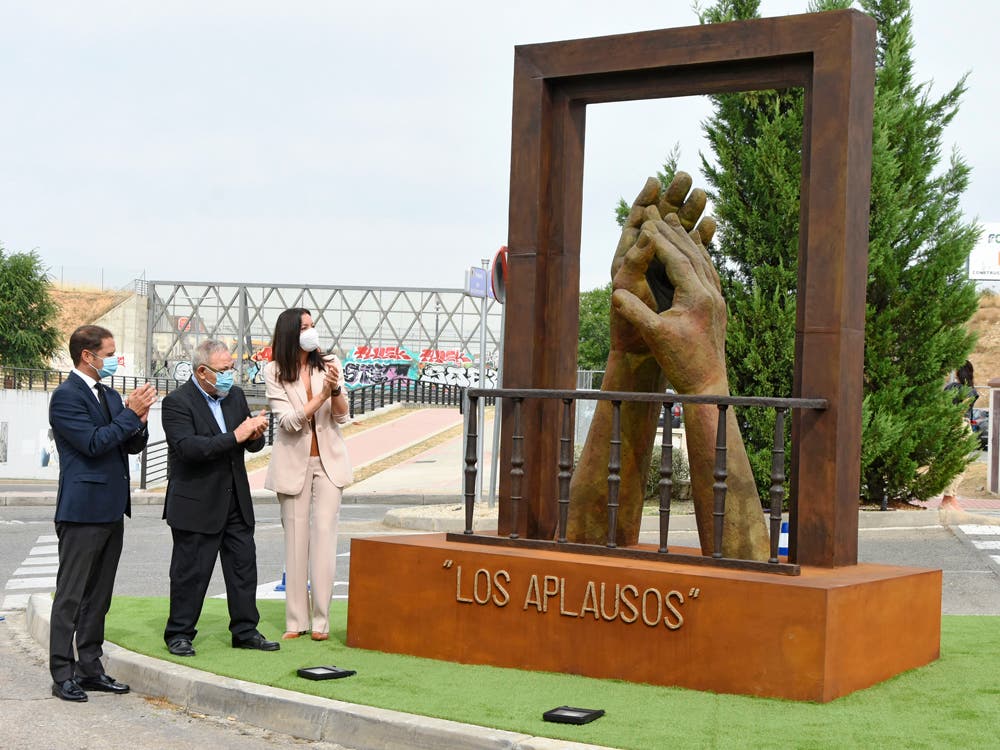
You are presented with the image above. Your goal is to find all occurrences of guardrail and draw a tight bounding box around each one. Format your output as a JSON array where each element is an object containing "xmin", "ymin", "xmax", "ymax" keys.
[{"xmin": 452, "ymin": 387, "xmax": 828, "ymax": 575}]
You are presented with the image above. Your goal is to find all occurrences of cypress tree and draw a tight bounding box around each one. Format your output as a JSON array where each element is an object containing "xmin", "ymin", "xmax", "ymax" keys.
[{"xmin": 693, "ymin": 0, "xmax": 979, "ymax": 502}]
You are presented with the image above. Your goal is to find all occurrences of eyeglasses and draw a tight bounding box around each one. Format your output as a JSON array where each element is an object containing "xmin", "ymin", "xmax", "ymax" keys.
[{"xmin": 201, "ymin": 364, "xmax": 235, "ymax": 374}]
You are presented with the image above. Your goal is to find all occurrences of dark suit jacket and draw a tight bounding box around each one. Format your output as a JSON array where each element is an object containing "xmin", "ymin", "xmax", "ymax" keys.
[
  {"xmin": 48, "ymin": 372, "xmax": 148, "ymax": 523},
  {"xmin": 161, "ymin": 379, "xmax": 264, "ymax": 534}
]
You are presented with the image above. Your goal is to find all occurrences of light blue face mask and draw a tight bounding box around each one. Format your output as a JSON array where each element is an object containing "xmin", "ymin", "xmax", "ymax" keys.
[
  {"xmin": 208, "ymin": 367, "xmax": 235, "ymax": 397},
  {"xmin": 87, "ymin": 351, "xmax": 118, "ymax": 379}
]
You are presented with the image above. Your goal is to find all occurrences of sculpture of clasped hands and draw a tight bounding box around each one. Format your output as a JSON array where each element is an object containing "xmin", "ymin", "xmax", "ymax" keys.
[{"xmin": 568, "ymin": 173, "xmax": 768, "ymax": 561}]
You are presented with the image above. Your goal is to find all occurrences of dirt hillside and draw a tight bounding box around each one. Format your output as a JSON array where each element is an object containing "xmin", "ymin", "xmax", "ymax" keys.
[
  {"xmin": 967, "ymin": 293, "xmax": 1000, "ymax": 405},
  {"xmin": 50, "ymin": 285, "xmax": 130, "ymax": 339}
]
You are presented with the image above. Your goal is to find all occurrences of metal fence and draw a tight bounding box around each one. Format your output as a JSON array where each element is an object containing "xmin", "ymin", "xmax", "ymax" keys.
[
  {"xmin": 453, "ymin": 387, "xmax": 828, "ymax": 575},
  {"xmin": 0, "ymin": 367, "xmax": 186, "ymax": 396},
  {"xmin": 136, "ymin": 377, "xmax": 466, "ymax": 488},
  {"xmin": 145, "ymin": 281, "xmax": 502, "ymax": 383}
]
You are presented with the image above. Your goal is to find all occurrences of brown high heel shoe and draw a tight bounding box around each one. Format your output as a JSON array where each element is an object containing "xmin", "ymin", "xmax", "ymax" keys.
[{"xmin": 310, "ymin": 632, "xmax": 329, "ymax": 641}]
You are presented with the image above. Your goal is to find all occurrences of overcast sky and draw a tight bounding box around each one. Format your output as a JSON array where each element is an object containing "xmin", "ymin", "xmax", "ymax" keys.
[{"xmin": 2, "ymin": 1, "xmax": 996, "ymax": 293}]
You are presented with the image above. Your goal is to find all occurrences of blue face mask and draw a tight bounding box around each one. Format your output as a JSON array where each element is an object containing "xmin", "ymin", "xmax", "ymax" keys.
[
  {"xmin": 209, "ymin": 368, "xmax": 235, "ymax": 397},
  {"xmin": 87, "ymin": 351, "xmax": 118, "ymax": 379}
]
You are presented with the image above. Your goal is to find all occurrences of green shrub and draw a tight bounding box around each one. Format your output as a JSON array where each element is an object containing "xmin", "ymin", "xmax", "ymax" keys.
[{"xmin": 645, "ymin": 440, "xmax": 690, "ymax": 500}]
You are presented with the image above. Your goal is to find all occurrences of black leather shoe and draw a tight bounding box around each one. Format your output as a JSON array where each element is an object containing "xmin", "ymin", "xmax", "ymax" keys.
[
  {"xmin": 77, "ymin": 674, "xmax": 130, "ymax": 694},
  {"xmin": 232, "ymin": 633, "xmax": 280, "ymax": 651},
  {"xmin": 52, "ymin": 679, "xmax": 87, "ymax": 702},
  {"xmin": 167, "ymin": 637, "xmax": 196, "ymax": 657}
]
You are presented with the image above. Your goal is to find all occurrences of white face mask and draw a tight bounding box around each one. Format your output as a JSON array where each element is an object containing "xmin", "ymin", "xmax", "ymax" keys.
[{"xmin": 299, "ymin": 327, "xmax": 321, "ymax": 352}]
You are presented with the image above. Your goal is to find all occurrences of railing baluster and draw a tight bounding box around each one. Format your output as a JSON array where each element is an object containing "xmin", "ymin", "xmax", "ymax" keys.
[
  {"xmin": 769, "ymin": 409, "xmax": 787, "ymax": 563},
  {"xmin": 606, "ymin": 400, "xmax": 622, "ymax": 548},
  {"xmin": 712, "ymin": 404, "xmax": 729, "ymax": 558},
  {"xmin": 658, "ymin": 402, "xmax": 674, "ymax": 553},
  {"xmin": 509, "ymin": 397, "xmax": 524, "ymax": 539},
  {"xmin": 557, "ymin": 398, "xmax": 573, "ymax": 543},
  {"xmin": 463, "ymin": 394, "xmax": 479, "ymax": 535},
  {"xmin": 139, "ymin": 445, "xmax": 148, "ymax": 489}
]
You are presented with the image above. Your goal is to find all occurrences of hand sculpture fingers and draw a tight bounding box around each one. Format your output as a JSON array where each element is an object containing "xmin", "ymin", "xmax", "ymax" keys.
[
  {"xmin": 694, "ymin": 215, "xmax": 717, "ymax": 248},
  {"xmin": 611, "ymin": 288, "xmax": 665, "ymax": 344},
  {"xmin": 617, "ymin": 231, "xmax": 658, "ymax": 307},
  {"xmin": 688, "ymin": 226, "xmax": 722, "ymax": 293},
  {"xmin": 656, "ymin": 171, "xmax": 692, "ymax": 218},
  {"xmin": 658, "ymin": 214, "xmax": 720, "ymax": 298},
  {"xmin": 612, "ymin": 177, "xmax": 663, "ymax": 278}
]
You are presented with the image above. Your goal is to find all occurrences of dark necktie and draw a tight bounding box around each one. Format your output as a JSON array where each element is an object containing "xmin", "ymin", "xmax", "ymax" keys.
[{"xmin": 97, "ymin": 384, "xmax": 113, "ymax": 422}]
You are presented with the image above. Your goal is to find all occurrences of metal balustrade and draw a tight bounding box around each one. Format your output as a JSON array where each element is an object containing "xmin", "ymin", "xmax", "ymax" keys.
[{"xmin": 450, "ymin": 387, "xmax": 828, "ymax": 575}]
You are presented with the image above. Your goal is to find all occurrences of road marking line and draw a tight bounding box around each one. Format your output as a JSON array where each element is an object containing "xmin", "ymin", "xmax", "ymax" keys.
[
  {"xmin": 29, "ymin": 545, "xmax": 58, "ymax": 556},
  {"xmin": 38, "ymin": 534, "xmax": 58, "ymax": 543},
  {"xmin": 5, "ymin": 577, "xmax": 56, "ymax": 589},
  {"xmin": 20, "ymin": 556, "xmax": 59, "ymax": 566},
  {"xmin": 973, "ymin": 540, "xmax": 1000, "ymax": 549},
  {"xmin": 958, "ymin": 525, "xmax": 1000, "ymax": 535},
  {"xmin": 14, "ymin": 566, "xmax": 58, "ymax": 575}
]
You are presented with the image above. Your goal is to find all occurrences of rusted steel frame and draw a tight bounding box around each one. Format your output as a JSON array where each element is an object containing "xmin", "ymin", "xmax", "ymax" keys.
[
  {"xmin": 769, "ymin": 409, "xmax": 788, "ymax": 563},
  {"xmin": 509, "ymin": 398, "xmax": 525, "ymax": 540},
  {"xmin": 557, "ymin": 398, "xmax": 574, "ymax": 543},
  {"xmin": 503, "ymin": 10, "xmax": 875, "ymax": 564},
  {"xmin": 605, "ymin": 400, "xmax": 623, "ymax": 548},
  {"xmin": 658, "ymin": 402, "xmax": 674, "ymax": 554},
  {"xmin": 445, "ymin": 533, "xmax": 801, "ymax": 576},
  {"xmin": 463, "ymin": 394, "xmax": 479, "ymax": 535},
  {"xmin": 711, "ymin": 405, "xmax": 729, "ymax": 558},
  {"xmin": 470, "ymin": 387, "xmax": 826, "ymax": 411}
]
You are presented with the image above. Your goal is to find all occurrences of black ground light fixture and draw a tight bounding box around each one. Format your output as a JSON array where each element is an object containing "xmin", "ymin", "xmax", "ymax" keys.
[
  {"xmin": 542, "ymin": 706, "xmax": 605, "ymax": 725},
  {"xmin": 297, "ymin": 666, "xmax": 357, "ymax": 680}
]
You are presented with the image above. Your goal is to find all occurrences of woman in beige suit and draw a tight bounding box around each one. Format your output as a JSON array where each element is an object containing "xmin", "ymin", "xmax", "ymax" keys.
[{"xmin": 264, "ymin": 308, "xmax": 352, "ymax": 640}]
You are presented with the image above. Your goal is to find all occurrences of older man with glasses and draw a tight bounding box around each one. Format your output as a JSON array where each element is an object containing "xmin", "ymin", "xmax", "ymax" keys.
[{"xmin": 160, "ymin": 339, "xmax": 276, "ymax": 657}]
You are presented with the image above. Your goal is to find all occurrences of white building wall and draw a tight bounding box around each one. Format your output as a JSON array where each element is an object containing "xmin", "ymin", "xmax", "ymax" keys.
[{"xmin": 0, "ymin": 388, "xmax": 163, "ymax": 480}]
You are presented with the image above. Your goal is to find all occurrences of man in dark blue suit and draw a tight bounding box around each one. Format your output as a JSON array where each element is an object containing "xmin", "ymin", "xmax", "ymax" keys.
[
  {"xmin": 161, "ymin": 339, "xmax": 275, "ymax": 657},
  {"xmin": 48, "ymin": 324, "xmax": 157, "ymax": 702}
]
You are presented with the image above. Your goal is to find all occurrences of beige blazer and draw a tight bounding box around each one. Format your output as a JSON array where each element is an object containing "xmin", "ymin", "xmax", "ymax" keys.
[{"xmin": 263, "ymin": 358, "xmax": 353, "ymax": 495}]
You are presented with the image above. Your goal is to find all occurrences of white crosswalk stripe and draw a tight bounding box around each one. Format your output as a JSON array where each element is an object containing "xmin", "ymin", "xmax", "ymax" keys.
[
  {"xmin": 957, "ymin": 525, "xmax": 1000, "ymax": 535},
  {"xmin": 959, "ymin": 524, "xmax": 1000, "ymax": 570},
  {"xmin": 1, "ymin": 534, "xmax": 60, "ymax": 611}
]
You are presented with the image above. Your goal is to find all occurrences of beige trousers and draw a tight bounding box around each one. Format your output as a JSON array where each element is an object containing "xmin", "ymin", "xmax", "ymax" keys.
[{"xmin": 278, "ymin": 456, "xmax": 342, "ymax": 634}]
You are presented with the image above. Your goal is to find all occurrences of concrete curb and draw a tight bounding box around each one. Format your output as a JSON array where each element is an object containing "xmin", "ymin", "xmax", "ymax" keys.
[
  {"xmin": 383, "ymin": 502, "xmax": 500, "ymax": 532},
  {"xmin": 26, "ymin": 595, "xmax": 609, "ymax": 750}
]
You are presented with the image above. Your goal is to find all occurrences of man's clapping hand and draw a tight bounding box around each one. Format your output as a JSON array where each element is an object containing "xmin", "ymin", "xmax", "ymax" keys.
[
  {"xmin": 126, "ymin": 383, "xmax": 158, "ymax": 423},
  {"xmin": 234, "ymin": 410, "xmax": 269, "ymax": 443}
]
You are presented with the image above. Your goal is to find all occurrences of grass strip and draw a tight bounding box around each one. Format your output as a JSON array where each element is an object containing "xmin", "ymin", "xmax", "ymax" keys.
[{"xmin": 106, "ymin": 598, "xmax": 1000, "ymax": 749}]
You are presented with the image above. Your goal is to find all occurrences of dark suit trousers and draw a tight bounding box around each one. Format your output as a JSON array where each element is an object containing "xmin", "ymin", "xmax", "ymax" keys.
[
  {"xmin": 49, "ymin": 519, "xmax": 124, "ymax": 682},
  {"xmin": 164, "ymin": 494, "xmax": 260, "ymax": 644}
]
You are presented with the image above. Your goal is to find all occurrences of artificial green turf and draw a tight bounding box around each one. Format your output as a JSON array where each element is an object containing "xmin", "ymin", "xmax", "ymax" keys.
[{"xmin": 106, "ymin": 598, "xmax": 1000, "ymax": 749}]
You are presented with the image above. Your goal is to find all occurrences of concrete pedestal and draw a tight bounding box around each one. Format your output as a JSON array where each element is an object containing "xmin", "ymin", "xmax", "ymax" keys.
[{"xmin": 346, "ymin": 533, "xmax": 941, "ymax": 702}]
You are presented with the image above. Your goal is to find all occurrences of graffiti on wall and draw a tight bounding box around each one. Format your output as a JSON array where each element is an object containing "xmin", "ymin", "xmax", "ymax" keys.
[
  {"xmin": 246, "ymin": 345, "xmax": 273, "ymax": 384},
  {"xmin": 342, "ymin": 345, "xmax": 416, "ymax": 388},
  {"xmin": 341, "ymin": 346, "xmax": 497, "ymax": 390}
]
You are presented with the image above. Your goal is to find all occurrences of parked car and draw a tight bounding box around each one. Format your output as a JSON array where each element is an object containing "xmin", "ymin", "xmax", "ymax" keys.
[{"xmin": 970, "ymin": 408, "xmax": 989, "ymax": 451}]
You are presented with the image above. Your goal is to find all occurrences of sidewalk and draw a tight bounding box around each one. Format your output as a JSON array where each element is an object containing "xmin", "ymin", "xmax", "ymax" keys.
[{"xmin": 247, "ymin": 405, "xmax": 465, "ymax": 494}]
